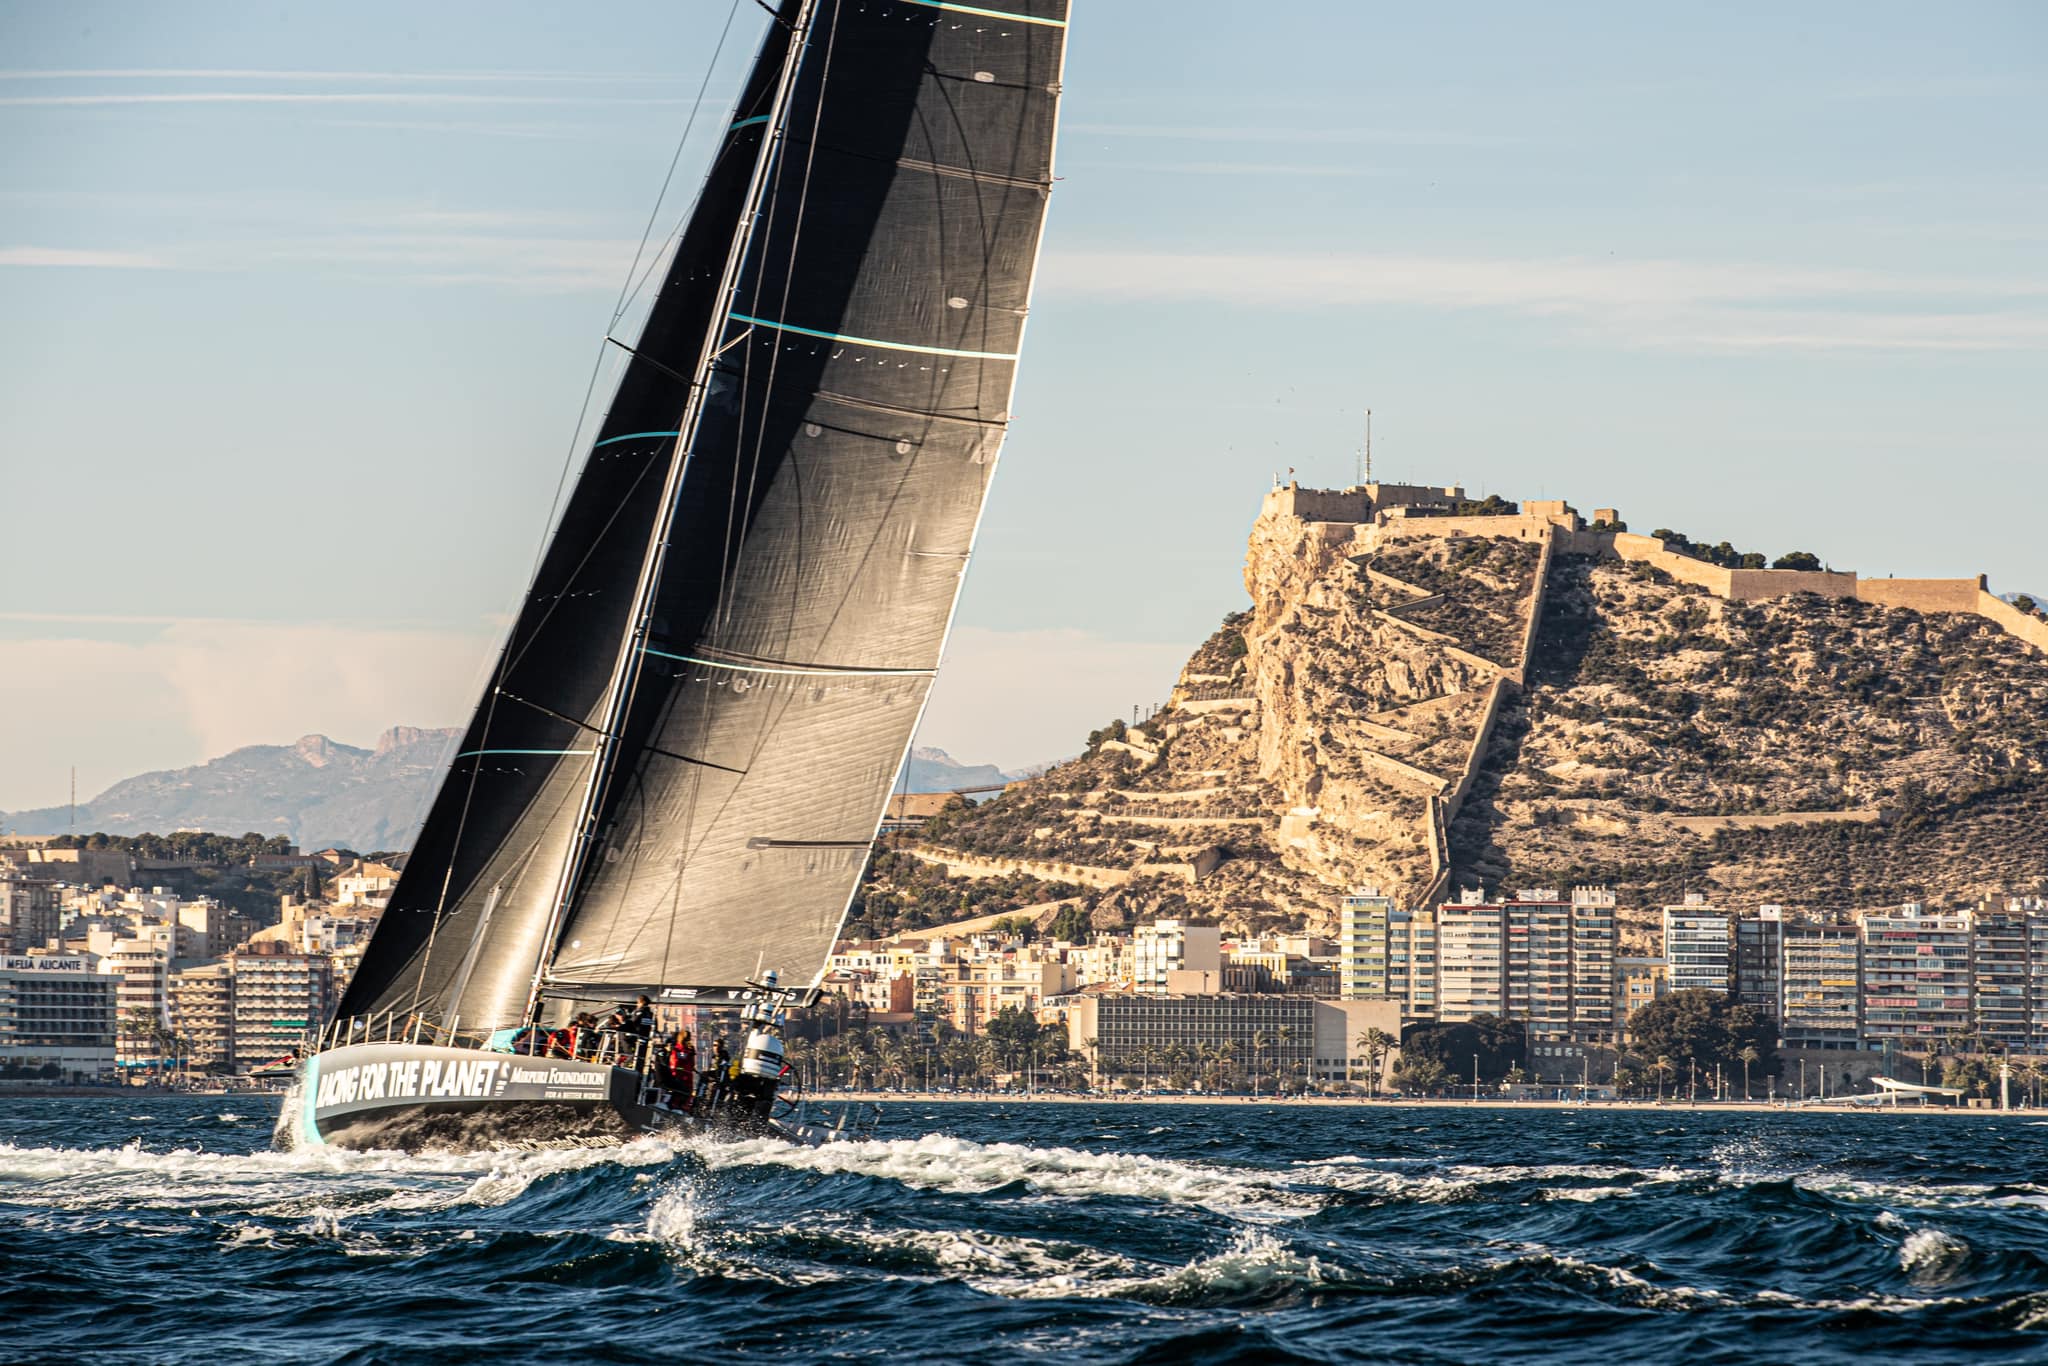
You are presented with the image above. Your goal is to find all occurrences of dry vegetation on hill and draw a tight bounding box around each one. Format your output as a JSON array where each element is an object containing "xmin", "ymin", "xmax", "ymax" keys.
[
  {"xmin": 856, "ymin": 496, "xmax": 2048, "ymax": 939},
  {"xmin": 1454, "ymin": 555, "xmax": 2048, "ymax": 911}
]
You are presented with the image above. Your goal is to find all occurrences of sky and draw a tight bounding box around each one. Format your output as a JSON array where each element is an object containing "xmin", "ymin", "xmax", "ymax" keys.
[{"xmin": 1, "ymin": 1, "xmax": 2044, "ymax": 811}]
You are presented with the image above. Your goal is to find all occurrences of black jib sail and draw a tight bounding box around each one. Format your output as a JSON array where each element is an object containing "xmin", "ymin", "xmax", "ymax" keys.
[{"xmin": 337, "ymin": 0, "xmax": 1068, "ymax": 1032}]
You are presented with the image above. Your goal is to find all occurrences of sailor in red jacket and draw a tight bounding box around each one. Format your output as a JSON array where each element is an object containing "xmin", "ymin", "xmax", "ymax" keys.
[{"xmin": 666, "ymin": 1030, "xmax": 697, "ymax": 1111}]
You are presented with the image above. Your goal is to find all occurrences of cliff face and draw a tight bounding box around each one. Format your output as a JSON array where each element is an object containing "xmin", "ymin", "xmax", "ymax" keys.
[
  {"xmin": 862, "ymin": 494, "xmax": 1543, "ymax": 937},
  {"xmin": 860, "ymin": 488, "xmax": 2048, "ymax": 937},
  {"xmin": 1241, "ymin": 509, "xmax": 1534, "ymax": 908}
]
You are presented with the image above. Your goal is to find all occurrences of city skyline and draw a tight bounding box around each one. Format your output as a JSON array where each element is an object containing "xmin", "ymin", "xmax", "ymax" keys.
[{"xmin": 3, "ymin": 1, "xmax": 2045, "ymax": 809}]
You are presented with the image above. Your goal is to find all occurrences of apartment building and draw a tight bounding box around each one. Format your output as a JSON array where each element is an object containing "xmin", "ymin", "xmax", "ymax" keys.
[
  {"xmin": 1778, "ymin": 920, "xmax": 1861, "ymax": 1050},
  {"xmin": 1339, "ymin": 889, "xmax": 1392, "ymax": 1001},
  {"xmin": 1663, "ymin": 896, "xmax": 1732, "ymax": 993},
  {"xmin": 1734, "ymin": 907, "xmax": 1784, "ymax": 1019},
  {"xmin": 1857, "ymin": 903, "xmax": 1973, "ymax": 1049}
]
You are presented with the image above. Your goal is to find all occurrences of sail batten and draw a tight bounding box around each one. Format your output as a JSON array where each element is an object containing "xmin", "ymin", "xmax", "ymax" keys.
[{"xmin": 546, "ymin": 0, "xmax": 1069, "ymax": 995}]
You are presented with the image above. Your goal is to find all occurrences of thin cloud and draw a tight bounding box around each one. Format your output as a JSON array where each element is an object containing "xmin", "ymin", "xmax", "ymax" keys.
[
  {"xmin": 1065, "ymin": 121, "xmax": 1517, "ymax": 148},
  {"xmin": 1044, "ymin": 248, "xmax": 2048, "ymax": 353},
  {"xmin": 313, "ymin": 117, "xmax": 594, "ymax": 141},
  {"xmin": 0, "ymin": 67, "xmax": 671, "ymax": 83},
  {"xmin": 1067, "ymin": 159, "xmax": 1392, "ymax": 178},
  {"xmin": 0, "ymin": 246, "xmax": 167, "ymax": 268},
  {"xmin": 0, "ymin": 91, "xmax": 688, "ymax": 107}
]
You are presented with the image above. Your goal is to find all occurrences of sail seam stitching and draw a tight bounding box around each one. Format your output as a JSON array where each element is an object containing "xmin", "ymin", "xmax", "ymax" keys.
[
  {"xmin": 642, "ymin": 645, "xmax": 935, "ymax": 677},
  {"xmin": 456, "ymin": 748, "xmax": 597, "ymax": 759}
]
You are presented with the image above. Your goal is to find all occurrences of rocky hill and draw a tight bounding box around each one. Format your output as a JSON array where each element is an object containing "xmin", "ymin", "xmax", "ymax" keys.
[
  {"xmin": 1, "ymin": 727, "xmax": 461, "ymax": 852},
  {"xmin": 859, "ymin": 483, "xmax": 2048, "ymax": 938}
]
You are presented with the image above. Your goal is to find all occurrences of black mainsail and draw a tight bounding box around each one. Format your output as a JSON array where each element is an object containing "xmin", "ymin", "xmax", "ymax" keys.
[{"xmin": 336, "ymin": 0, "xmax": 1068, "ymax": 1032}]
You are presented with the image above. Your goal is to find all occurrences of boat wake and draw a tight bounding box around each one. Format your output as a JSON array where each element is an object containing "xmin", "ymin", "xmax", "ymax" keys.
[{"xmin": 8, "ymin": 1099, "xmax": 2048, "ymax": 1364}]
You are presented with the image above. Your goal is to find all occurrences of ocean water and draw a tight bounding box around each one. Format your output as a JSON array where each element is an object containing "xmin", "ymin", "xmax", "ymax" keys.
[{"xmin": 4, "ymin": 1098, "xmax": 2048, "ymax": 1364}]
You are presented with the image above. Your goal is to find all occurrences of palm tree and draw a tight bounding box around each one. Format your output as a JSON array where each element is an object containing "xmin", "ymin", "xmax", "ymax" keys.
[
  {"xmin": 1738, "ymin": 1045, "xmax": 1760, "ymax": 1101},
  {"xmin": 1250, "ymin": 1030, "xmax": 1273, "ymax": 1097},
  {"xmin": 2018, "ymin": 1061, "xmax": 2045, "ymax": 1110},
  {"xmin": 1654, "ymin": 1055, "xmax": 1675, "ymax": 1101},
  {"xmin": 1356, "ymin": 1027, "xmax": 1395, "ymax": 1099},
  {"xmin": 1276, "ymin": 1024, "xmax": 1298, "ymax": 1093}
]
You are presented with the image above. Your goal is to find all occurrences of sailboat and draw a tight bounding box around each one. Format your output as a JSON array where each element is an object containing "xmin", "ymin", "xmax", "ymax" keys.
[{"xmin": 289, "ymin": 0, "xmax": 1069, "ymax": 1152}]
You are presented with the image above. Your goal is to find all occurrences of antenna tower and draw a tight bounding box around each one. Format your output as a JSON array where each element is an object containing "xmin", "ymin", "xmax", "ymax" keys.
[{"xmin": 1364, "ymin": 409, "xmax": 1373, "ymax": 486}]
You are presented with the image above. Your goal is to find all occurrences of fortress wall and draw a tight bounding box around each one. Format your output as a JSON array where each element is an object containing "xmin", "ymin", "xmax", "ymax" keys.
[
  {"xmin": 1725, "ymin": 568, "xmax": 1858, "ymax": 602},
  {"xmin": 1354, "ymin": 747, "xmax": 1452, "ymax": 796},
  {"xmin": 1263, "ymin": 484, "xmax": 1370, "ymax": 524},
  {"xmin": 1376, "ymin": 610, "xmax": 1461, "ymax": 646},
  {"xmin": 1367, "ymin": 481, "xmax": 1465, "ymax": 510},
  {"xmin": 899, "ymin": 845, "xmax": 1133, "ymax": 889},
  {"xmin": 1419, "ymin": 797, "xmax": 1453, "ymax": 909},
  {"xmin": 1377, "ymin": 512, "xmax": 1569, "ymax": 543},
  {"xmin": 1509, "ymin": 531, "xmax": 1556, "ymax": 685},
  {"xmin": 1443, "ymin": 676, "xmax": 1512, "ymax": 824},
  {"xmin": 1444, "ymin": 644, "xmax": 1508, "ymax": 675},
  {"xmin": 1608, "ymin": 533, "xmax": 1735, "ymax": 595},
  {"xmin": 1855, "ymin": 577, "xmax": 1985, "ymax": 614},
  {"xmin": 1977, "ymin": 591, "xmax": 2048, "ymax": 654},
  {"xmin": 1365, "ymin": 566, "xmax": 1436, "ymax": 599}
]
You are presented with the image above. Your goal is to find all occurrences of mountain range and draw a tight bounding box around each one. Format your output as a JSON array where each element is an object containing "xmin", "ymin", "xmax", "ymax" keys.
[
  {"xmin": 1, "ymin": 728, "xmax": 463, "ymax": 853},
  {"xmin": 1, "ymin": 733, "xmax": 1033, "ymax": 854}
]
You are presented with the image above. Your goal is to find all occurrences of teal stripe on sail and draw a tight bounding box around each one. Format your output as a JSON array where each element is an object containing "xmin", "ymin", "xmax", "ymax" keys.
[
  {"xmin": 644, "ymin": 646, "xmax": 935, "ymax": 678},
  {"xmin": 899, "ymin": 0, "xmax": 1066, "ymax": 27},
  {"xmin": 729, "ymin": 311, "xmax": 1018, "ymax": 361},
  {"xmin": 594, "ymin": 430, "xmax": 680, "ymax": 447},
  {"xmin": 729, "ymin": 115, "xmax": 770, "ymax": 131},
  {"xmin": 456, "ymin": 748, "xmax": 597, "ymax": 759}
]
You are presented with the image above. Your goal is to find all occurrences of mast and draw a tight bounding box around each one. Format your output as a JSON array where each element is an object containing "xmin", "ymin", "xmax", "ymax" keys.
[
  {"xmin": 543, "ymin": 0, "xmax": 1072, "ymax": 999},
  {"xmin": 332, "ymin": 4, "xmax": 810, "ymax": 1032},
  {"xmin": 522, "ymin": 0, "xmax": 820, "ymax": 1022}
]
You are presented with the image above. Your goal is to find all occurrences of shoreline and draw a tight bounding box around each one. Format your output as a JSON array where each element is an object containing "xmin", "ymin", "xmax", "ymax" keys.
[{"xmin": 812, "ymin": 1090, "xmax": 2035, "ymax": 1116}]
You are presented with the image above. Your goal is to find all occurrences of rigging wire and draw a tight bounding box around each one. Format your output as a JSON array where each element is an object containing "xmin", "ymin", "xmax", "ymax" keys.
[
  {"xmin": 548, "ymin": 0, "xmax": 819, "ymax": 996},
  {"xmin": 611, "ymin": 0, "xmax": 747, "ymax": 332},
  {"xmin": 363, "ymin": 0, "xmax": 757, "ymax": 1021}
]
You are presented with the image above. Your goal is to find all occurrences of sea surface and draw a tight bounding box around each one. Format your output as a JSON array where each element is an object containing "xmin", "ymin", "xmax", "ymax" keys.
[{"xmin": 4, "ymin": 1096, "xmax": 2048, "ymax": 1364}]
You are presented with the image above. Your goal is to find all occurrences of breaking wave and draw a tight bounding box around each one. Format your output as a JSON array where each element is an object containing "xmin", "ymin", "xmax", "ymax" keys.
[{"xmin": 6, "ymin": 1097, "xmax": 2048, "ymax": 1363}]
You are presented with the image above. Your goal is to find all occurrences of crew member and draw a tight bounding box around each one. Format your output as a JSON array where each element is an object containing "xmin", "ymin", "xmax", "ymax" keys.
[
  {"xmin": 666, "ymin": 1030, "xmax": 696, "ymax": 1111},
  {"xmin": 705, "ymin": 1037, "xmax": 732, "ymax": 1111}
]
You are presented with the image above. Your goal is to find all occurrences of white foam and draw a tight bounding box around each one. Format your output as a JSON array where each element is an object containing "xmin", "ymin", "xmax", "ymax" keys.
[
  {"xmin": 1899, "ymin": 1227, "xmax": 1969, "ymax": 1285},
  {"xmin": 696, "ymin": 1132, "xmax": 1326, "ymax": 1221},
  {"xmin": 1797, "ymin": 1175, "xmax": 1998, "ymax": 1209},
  {"xmin": 0, "ymin": 1134, "xmax": 679, "ymax": 1220},
  {"xmin": 994, "ymin": 1229, "xmax": 1329, "ymax": 1303},
  {"xmin": 1540, "ymin": 1185, "xmax": 1637, "ymax": 1202}
]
